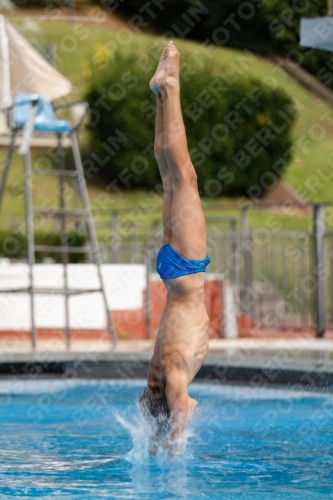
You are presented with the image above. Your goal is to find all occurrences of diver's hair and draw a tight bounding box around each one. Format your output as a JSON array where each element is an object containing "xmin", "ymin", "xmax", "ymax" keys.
[{"xmin": 139, "ymin": 385, "xmax": 170, "ymax": 435}]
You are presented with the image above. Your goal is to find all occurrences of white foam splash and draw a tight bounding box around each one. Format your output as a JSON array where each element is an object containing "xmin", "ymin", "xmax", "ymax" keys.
[{"xmin": 115, "ymin": 404, "xmax": 193, "ymax": 463}]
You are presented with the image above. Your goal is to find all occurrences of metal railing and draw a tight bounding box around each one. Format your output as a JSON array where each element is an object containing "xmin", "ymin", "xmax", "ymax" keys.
[
  {"xmin": 96, "ymin": 204, "xmax": 333, "ymax": 337},
  {"xmin": 211, "ymin": 228, "xmax": 315, "ymax": 332},
  {"xmin": 3, "ymin": 204, "xmax": 332, "ymax": 337}
]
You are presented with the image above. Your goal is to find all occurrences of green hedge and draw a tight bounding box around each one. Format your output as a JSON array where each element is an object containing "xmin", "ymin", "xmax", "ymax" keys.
[
  {"xmin": 85, "ymin": 49, "xmax": 296, "ymax": 196},
  {"xmin": 110, "ymin": 0, "xmax": 331, "ymax": 90},
  {"xmin": 0, "ymin": 230, "xmax": 86, "ymax": 263}
]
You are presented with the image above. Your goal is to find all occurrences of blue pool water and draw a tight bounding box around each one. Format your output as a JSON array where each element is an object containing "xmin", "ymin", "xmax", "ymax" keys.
[{"xmin": 0, "ymin": 379, "xmax": 333, "ymax": 499}]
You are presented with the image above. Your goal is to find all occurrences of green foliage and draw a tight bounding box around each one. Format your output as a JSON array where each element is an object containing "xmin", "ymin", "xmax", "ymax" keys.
[
  {"xmin": 111, "ymin": 0, "xmax": 332, "ymax": 89},
  {"xmin": 0, "ymin": 230, "xmax": 86, "ymax": 263},
  {"xmin": 85, "ymin": 49, "xmax": 296, "ymax": 196}
]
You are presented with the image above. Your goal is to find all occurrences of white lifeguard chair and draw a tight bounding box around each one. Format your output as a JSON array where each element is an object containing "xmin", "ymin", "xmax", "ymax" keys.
[{"xmin": 0, "ymin": 16, "xmax": 116, "ymax": 348}]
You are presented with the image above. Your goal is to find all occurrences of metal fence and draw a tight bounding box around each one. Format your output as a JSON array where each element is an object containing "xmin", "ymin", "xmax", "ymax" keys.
[
  {"xmin": 208, "ymin": 228, "xmax": 315, "ymax": 332},
  {"xmin": 207, "ymin": 206, "xmax": 333, "ymax": 335},
  {"xmin": 326, "ymin": 230, "xmax": 333, "ymax": 331},
  {"xmin": 2, "ymin": 202, "xmax": 333, "ymax": 336},
  {"xmin": 97, "ymin": 205, "xmax": 333, "ymax": 337}
]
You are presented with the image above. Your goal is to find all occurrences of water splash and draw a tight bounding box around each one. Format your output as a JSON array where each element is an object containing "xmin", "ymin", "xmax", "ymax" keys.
[
  {"xmin": 114, "ymin": 404, "xmax": 192, "ymax": 498},
  {"xmin": 115, "ymin": 403, "xmax": 193, "ymax": 463}
]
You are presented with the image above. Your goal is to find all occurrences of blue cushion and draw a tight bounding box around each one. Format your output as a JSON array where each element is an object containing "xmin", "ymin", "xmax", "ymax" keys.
[{"xmin": 14, "ymin": 93, "xmax": 72, "ymax": 133}]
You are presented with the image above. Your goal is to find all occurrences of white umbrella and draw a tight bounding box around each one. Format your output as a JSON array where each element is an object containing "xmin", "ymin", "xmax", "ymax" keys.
[{"xmin": 0, "ymin": 14, "xmax": 72, "ymax": 109}]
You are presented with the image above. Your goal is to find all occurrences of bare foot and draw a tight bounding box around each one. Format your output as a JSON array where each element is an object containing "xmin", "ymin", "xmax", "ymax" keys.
[
  {"xmin": 149, "ymin": 44, "xmax": 169, "ymax": 97},
  {"xmin": 149, "ymin": 41, "xmax": 180, "ymax": 96}
]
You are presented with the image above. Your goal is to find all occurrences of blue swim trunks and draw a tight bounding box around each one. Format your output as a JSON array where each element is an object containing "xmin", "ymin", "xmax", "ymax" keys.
[{"xmin": 156, "ymin": 243, "xmax": 210, "ymax": 279}]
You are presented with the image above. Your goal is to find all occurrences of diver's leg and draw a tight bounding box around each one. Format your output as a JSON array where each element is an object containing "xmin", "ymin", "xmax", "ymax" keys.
[
  {"xmin": 151, "ymin": 46, "xmax": 173, "ymax": 245},
  {"xmin": 154, "ymin": 95, "xmax": 173, "ymax": 245},
  {"xmin": 151, "ymin": 41, "xmax": 206, "ymax": 260}
]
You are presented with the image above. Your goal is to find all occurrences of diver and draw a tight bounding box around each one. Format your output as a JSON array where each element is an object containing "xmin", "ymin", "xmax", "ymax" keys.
[{"xmin": 139, "ymin": 41, "xmax": 211, "ymax": 453}]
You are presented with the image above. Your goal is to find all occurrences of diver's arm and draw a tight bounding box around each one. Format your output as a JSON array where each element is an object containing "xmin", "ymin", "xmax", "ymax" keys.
[{"xmin": 165, "ymin": 371, "xmax": 189, "ymax": 442}]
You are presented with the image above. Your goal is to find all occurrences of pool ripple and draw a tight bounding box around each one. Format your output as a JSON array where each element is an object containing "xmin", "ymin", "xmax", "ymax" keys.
[{"xmin": 0, "ymin": 380, "xmax": 332, "ymax": 499}]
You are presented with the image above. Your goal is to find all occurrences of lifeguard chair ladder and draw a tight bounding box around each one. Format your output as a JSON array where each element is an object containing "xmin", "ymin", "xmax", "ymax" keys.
[{"xmin": 0, "ymin": 93, "xmax": 117, "ymax": 348}]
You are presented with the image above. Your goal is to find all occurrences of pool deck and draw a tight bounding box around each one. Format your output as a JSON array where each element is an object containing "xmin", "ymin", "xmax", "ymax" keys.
[{"xmin": 1, "ymin": 338, "xmax": 333, "ymax": 387}]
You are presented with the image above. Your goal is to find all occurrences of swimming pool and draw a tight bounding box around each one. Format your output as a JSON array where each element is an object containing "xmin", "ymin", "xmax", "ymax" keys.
[{"xmin": 0, "ymin": 379, "xmax": 332, "ymax": 499}]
